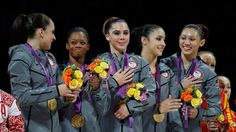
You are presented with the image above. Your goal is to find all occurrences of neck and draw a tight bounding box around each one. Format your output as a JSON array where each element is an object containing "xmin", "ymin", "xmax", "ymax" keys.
[
  {"xmin": 27, "ymin": 39, "xmax": 40, "ymax": 50},
  {"xmin": 69, "ymin": 55, "xmax": 84, "ymax": 68},
  {"xmin": 141, "ymin": 50, "xmax": 158, "ymax": 73},
  {"xmin": 181, "ymin": 52, "xmax": 196, "ymax": 69},
  {"xmin": 110, "ymin": 45, "xmax": 126, "ymax": 60}
]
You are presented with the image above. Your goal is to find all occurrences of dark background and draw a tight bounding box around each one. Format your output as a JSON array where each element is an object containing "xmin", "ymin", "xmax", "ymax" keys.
[{"xmin": 1, "ymin": 0, "xmax": 236, "ymax": 109}]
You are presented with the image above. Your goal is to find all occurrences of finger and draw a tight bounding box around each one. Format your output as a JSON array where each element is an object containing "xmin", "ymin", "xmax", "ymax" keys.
[
  {"xmin": 124, "ymin": 68, "xmax": 135, "ymax": 77},
  {"xmin": 169, "ymin": 95, "xmax": 172, "ymax": 99},
  {"xmin": 125, "ymin": 72, "xmax": 134, "ymax": 80},
  {"xmin": 124, "ymin": 78, "xmax": 133, "ymax": 84}
]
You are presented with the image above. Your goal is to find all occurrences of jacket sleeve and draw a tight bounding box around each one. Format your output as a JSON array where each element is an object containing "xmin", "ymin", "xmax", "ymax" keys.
[
  {"xmin": 8, "ymin": 52, "xmax": 60, "ymax": 106},
  {"xmin": 126, "ymin": 58, "xmax": 156, "ymax": 115},
  {"xmin": 196, "ymin": 75, "xmax": 221, "ymax": 121},
  {"xmin": 167, "ymin": 71, "xmax": 184, "ymax": 132},
  {"xmin": 91, "ymin": 78, "xmax": 111, "ymax": 116}
]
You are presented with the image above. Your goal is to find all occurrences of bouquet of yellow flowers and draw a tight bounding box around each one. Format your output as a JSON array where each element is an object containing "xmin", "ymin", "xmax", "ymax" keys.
[
  {"xmin": 62, "ymin": 65, "xmax": 83, "ymax": 90},
  {"xmin": 124, "ymin": 82, "xmax": 147, "ymax": 102},
  {"xmin": 180, "ymin": 85, "xmax": 203, "ymax": 108},
  {"xmin": 180, "ymin": 85, "xmax": 203, "ymax": 128},
  {"xmin": 87, "ymin": 58, "xmax": 109, "ymax": 78}
]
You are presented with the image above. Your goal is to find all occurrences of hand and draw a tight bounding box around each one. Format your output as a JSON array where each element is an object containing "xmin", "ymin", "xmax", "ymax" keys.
[
  {"xmin": 58, "ymin": 84, "xmax": 74, "ymax": 97},
  {"xmin": 207, "ymin": 119, "xmax": 219, "ymax": 131},
  {"xmin": 159, "ymin": 95, "xmax": 182, "ymax": 114},
  {"xmin": 89, "ymin": 75, "xmax": 100, "ymax": 90},
  {"xmin": 114, "ymin": 103, "xmax": 130, "ymax": 120},
  {"xmin": 181, "ymin": 75, "xmax": 202, "ymax": 88},
  {"xmin": 65, "ymin": 94, "xmax": 77, "ymax": 103},
  {"xmin": 113, "ymin": 67, "xmax": 134, "ymax": 86},
  {"xmin": 181, "ymin": 106, "xmax": 198, "ymax": 119}
]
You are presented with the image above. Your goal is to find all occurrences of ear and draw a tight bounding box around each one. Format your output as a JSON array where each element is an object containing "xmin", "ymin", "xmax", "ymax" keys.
[
  {"xmin": 66, "ymin": 43, "xmax": 69, "ymax": 50},
  {"xmin": 86, "ymin": 43, "xmax": 90, "ymax": 51},
  {"xmin": 199, "ymin": 39, "xmax": 206, "ymax": 47},
  {"xmin": 38, "ymin": 28, "xmax": 45, "ymax": 39},
  {"xmin": 141, "ymin": 36, "xmax": 148, "ymax": 46},
  {"xmin": 105, "ymin": 34, "xmax": 110, "ymax": 41}
]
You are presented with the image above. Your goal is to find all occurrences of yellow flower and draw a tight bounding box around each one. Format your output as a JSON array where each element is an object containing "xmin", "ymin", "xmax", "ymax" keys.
[
  {"xmin": 100, "ymin": 62, "xmax": 109, "ymax": 69},
  {"xmin": 191, "ymin": 98, "xmax": 202, "ymax": 108},
  {"xmin": 134, "ymin": 90, "xmax": 141, "ymax": 100},
  {"xmin": 195, "ymin": 90, "xmax": 202, "ymax": 98},
  {"xmin": 136, "ymin": 83, "xmax": 144, "ymax": 90},
  {"xmin": 77, "ymin": 78, "xmax": 83, "ymax": 88},
  {"xmin": 69, "ymin": 79, "xmax": 79, "ymax": 90},
  {"xmin": 94, "ymin": 66, "xmax": 103, "ymax": 73},
  {"xmin": 127, "ymin": 88, "xmax": 136, "ymax": 97},
  {"xmin": 99, "ymin": 70, "xmax": 107, "ymax": 78},
  {"xmin": 216, "ymin": 114, "xmax": 224, "ymax": 122},
  {"xmin": 74, "ymin": 70, "xmax": 83, "ymax": 79}
]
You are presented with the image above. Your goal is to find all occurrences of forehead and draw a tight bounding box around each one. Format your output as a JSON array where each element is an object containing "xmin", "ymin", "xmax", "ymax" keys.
[
  {"xmin": 69, "ymin": 32, "xmax": 88, "ymax": 40},
  {"xmin": 151, "ymin": 28, "xmax": 165, "ymax": 36},
  {"xmin": 181, "ymin": 28, "xmax": 199, "ymax": 37},
  {"xmin": 47, "ymin": 19, "xmax": 55, "ymax": 30},
  {"xmin": 219, "ymin": 77, "xmax": 230, "ymax": 84},
  {"xmin": 110, "ymin": 22, "xmax": 129, "ymax": 31}
]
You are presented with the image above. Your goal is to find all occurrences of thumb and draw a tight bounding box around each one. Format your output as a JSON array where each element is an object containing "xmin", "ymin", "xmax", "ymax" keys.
[{"xmin": 168, "ymin": 95, "xmax": 172, "ymax": 99}]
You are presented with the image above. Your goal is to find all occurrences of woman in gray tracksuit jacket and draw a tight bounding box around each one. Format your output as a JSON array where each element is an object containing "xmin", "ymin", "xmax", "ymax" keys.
[
  {"xmin": 8, "ymin": 13, "xmax": 77, "ymax": 132},
  {"xmin": 131, "ymin": 24, "xmax": 183, "ymax": 132},
  {"xmin": 98, "ymin": 17, "xmax": 156, "ymax": 132},
  {"xmin": 161, "ymin": 24, "xmax": 221, "ymax": 132},
  {"xmin": 58, "ymin": 27, "xmax": 110, "ymax": 132}
]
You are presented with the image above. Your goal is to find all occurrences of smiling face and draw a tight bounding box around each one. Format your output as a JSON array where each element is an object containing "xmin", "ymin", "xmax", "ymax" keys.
[
  {"xmin": 142, "ymin": 28, "xmax": 166, "ymax": 57},
  {"xmin": 66, "ymin": 31, "xmax": 89, "ymax": 60},
  {"xmin": 105, "ymin": 22, "xmax": 130, "ymax": 53},
  {"xmin": 179, "ymin": 28, "xmax": 205, "ymax": 58}
]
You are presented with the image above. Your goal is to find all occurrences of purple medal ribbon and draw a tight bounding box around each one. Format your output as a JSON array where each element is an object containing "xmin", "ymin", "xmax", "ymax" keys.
[
  {"xmin": 109, "ymin": 53, "xmax": 134, "ymax": 129},
  {"xmin": 155, "ymin": 63, "xmax": 161, "ymax": 105},
  {"xmin": 71, "ymin": 64, "xmax": 86, "ymax": 114},
  {"xmin": 177, "ymin": 56, "xmax": 198, "ymax": 128},
  {"xmin": 24, "ymin": 43, "xmax": 54, "ymax": 86},
  {"xmin": 109, "ymin": 53, "xmax": 129, "ymax": 99}
]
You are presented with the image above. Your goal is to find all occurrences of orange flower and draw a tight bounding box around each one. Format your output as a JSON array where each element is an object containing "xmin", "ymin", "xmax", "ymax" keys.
[
  {"xmin": 65, "ymin": 68, "xmax": 73, "ymax": 76},
  {"xmin": 64, "ymin": 76, "xmax": 72, "ymax": 86},
  {"xmin": 183, "ymin": 95, "xmax": 193, "ymax": 102},
  {"xmin": 88, "ymin": 63, "xmax": 96, "ymax": 72}
]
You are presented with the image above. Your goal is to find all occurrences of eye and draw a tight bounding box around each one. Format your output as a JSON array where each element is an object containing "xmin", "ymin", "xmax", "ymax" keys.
[
  {"xmin": 71, "ymin": 41, "xmax": 77, "ymax": 45},
  {"xmin": 123, "ymin": 30, "xmax": 129, "ymax": 35},
  {"xmin": 113, "ymin": 31, "xmax": 121, "ymax": 35},
  {"xmin": 79, "ymin": 41, "xmax": 87, "ymax": 45}
]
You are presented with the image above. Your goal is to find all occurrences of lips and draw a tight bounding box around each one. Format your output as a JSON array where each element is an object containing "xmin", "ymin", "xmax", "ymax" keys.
[{"xmin": 182, "ymin": 46, "xmax": 192, "ymax": 51}]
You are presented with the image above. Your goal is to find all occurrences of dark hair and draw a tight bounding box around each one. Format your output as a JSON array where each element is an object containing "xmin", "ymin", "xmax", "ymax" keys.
[
  {"xmin": 66, "ymin": 27, "xmax": 89, "ymax": 43},
  {"xmin": 102, "ymin": 16, "xmax": 127, "ymax": 36},
  {"xmin": 130, "ymin": 24, "xmax": 162, "ymax": 54},
  {"xmin": 182, "ymin": 24, "xmax": 209, "ymax": 40},
  {"xmin": 11, "ymin": 13, "xmax": 51, "ymax": 42}
]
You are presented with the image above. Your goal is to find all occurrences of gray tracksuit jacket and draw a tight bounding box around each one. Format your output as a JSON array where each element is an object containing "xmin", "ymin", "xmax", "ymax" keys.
[{"xmin": 8, "ymin": 44, "xmax": 63, "ymax": 132}]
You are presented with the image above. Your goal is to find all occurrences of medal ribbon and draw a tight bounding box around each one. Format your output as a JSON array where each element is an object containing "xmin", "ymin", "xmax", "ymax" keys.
[
  {"xmin": 109, "ymin": 53, "xmax": 134, "ymax": 129},
  {"xmin": 73, "ymin": 64, "xmax": 86, "ymax": 113},
  {"xmin": 177, "ymin": 56, "xmax": 198, "ymax": 129},
  {"xmin": 24, "ymin": 43, "xmax": 54, "ymax": 86},
  {"xmin": 109, "ymin": 53, "xmax": 129, "ymax": 99}
]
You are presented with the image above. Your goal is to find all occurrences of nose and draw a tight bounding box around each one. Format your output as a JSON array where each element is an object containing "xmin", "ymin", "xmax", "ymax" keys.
[{"xmin": 53, "ymin": 34, "xmax": 56, "ymax": 41}]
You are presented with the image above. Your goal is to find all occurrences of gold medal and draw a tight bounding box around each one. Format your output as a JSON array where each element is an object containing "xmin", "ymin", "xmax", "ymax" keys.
[
  {"xmin": 71, "ymin": 114, "xmax": 85, "ymax": 128},
  {"xmin": 153, "ymin": 113, "xmax": 165, "ymax": 122},
  {"xmin": 47, "ymin": 98, "xmax": 57, "ymax": 111}
]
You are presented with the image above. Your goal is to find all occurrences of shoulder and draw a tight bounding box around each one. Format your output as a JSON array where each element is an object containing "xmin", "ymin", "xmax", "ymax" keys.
[
  {"xmin": 160, "ymin": 53, "xmax": 178, "ymax": 68},
  {"xmin": 0, "ymin": 90, "xmax": 15, "ymax": 107},
  {"xmin": 8, "ymin": 44, "xmax": 33, "ymax": 66},
  {"xmin": 198, "ymin": 61, "xmax": 217, "ymax": 80}
]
